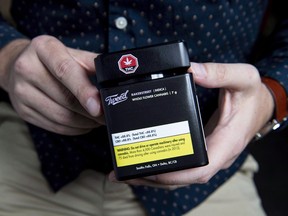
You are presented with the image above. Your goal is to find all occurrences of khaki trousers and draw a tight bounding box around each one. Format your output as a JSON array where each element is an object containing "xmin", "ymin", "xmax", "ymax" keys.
[{"xmin": 0, "ymin": 102, "xmax": 266, "ymax": 216}]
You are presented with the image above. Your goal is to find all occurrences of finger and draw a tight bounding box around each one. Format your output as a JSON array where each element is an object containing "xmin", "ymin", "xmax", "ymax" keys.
[
  {"xmin": 29, "ymin": 64, "xmax": 98, "ymax": 120},
  {"xmin": 188, "ymin": 62, "xmax": 260, "ymax": 90},
  {"xmin": 110, "ymin": 127, "xmax": 237, "ymax": 186},
  {"xmin": 13, "ymin": 44, "xmax": 100, "ymax": 122},
  {"xmin": 33, "ymin": 36, "xmax": 101, "ymax": 117},
  {"xmin": 137, "ymin": 165, "xmax": 214, "ymax": 186},
  {"xmin": 108, "ymin": 172, "xmax": 187, "ymax": 190},
  {"xmin": 67, "ymin": 47, "xmax": 99, "ymax": 73},
  {"xmin": 121, "ymin": 138, "xmax": 228, "ymax": 186},
  {"xmin": 24, "ymin": 105, "xmax": 92, "ymax": 135},
  {"xmin": 14, "ymin": 83, "xmax": 100, "ymax": 131}
]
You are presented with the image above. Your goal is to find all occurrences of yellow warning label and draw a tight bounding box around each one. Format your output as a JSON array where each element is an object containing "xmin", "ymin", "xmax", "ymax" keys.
[{"xmin": 114, "ymin": 133, "xmax": 193, "ymax": 167}]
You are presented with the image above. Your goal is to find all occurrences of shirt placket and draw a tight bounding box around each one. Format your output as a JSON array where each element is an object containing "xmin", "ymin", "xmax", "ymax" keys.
[{"xmin": 108, "ymin": 1, "xmax": 135, "ymax": 52}]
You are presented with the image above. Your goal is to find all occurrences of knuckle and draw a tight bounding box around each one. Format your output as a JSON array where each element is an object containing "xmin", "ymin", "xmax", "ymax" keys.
[
  {"xmin": 13, "ymin": 56, "xmax": 30, "ymax": 77},
  {"xmin": 214, "ymin": 64, "xmax": 227, "ymax": 83},
  {"xmin": 196, "ymin": 174, "xmax": 212, "ymax": 184},
  {"xmin": 31, "ymin": 35, "xmax": 57, "ymax": 49},
  {"xmin": 61, "ymin": 86, "xmax": 79, "ymax": 107},
  {"xmin": 194, "ymin": 168, "xmax": 214, "ymax": 184},
  {"xmin": 56, "ymin": 110, "xmax": 79, "ymax": 126},
  {"xmin": 244, "ymin": 64, "xmax": 260, "ymax": 83},
  {"xmin": 204, "ymin": 63, "xmax": 228, "ymax": 86},
  {"xmin": 13, "ymin": 82, "xmax": 26, "ymax": 100},
  {"xmin": 32, "ymin": 35, "xmax": 75, "ymax": 82},
  {"xmin": 54, "ymin": 58, "xmax": 74, "ymax": 82}
]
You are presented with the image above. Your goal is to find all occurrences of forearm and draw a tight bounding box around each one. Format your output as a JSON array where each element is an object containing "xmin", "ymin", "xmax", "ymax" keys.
[
  {"xmin": 0, "ymin": 39, "xmax": 30, "ymax": 91},
  {"xmin": 0, "ymin": 12, "xmax": 30, "ymax": 92},
  {"xmin": 253, "ymin": 6, "xmax": 288, "ymax": 128},
  {"xmin": 255, "ymin": 19, "xmax": 288, "ymax": 93}
]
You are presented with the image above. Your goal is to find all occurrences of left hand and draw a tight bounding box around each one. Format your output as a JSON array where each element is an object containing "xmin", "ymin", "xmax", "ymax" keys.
[{"xmin": 109, "ymin": 62, "xmax": 274, "ymax": 189}]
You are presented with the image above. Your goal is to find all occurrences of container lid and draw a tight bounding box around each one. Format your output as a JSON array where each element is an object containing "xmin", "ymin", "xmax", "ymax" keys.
[{"xmin": 94, "ymin": 41, "xmax": 190, "ymax": 86}]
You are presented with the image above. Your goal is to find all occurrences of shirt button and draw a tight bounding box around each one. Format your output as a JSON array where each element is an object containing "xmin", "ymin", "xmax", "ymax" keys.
[{"xmin": 115, "ymin": 17, "xmax": 128, "ymax": 29}]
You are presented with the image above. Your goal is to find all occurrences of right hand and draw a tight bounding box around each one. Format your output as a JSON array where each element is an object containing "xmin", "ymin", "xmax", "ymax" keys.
[{"xmin": 0, "ymin": 35, "xmax": 103, "ymax": 135}]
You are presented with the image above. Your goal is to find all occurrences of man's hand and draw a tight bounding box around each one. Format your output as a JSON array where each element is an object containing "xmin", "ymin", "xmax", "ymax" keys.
[
  {"xmin": 0, "ymin": 35, "xmax": 103, "ymax": 135},
  {"xmin": 109, "ymin": 62, "xmax": 274, "ymax": 188}
]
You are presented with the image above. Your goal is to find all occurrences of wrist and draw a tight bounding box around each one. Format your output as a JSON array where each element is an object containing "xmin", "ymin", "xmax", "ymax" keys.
[
  {"xmin": 254, "ymin": 77, "xmax": 288, "ymax": 140},
  {"xmin": 0, "ymin": 39, "xmax": 30, "ymax": 91},
  {"xmin": 262, "ymin": 77, "xmax": 287, "ymax": 121}
]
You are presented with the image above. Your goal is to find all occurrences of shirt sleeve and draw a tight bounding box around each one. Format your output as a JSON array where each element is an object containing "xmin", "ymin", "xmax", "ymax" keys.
[
  {"xmin": 0, "ymin": 15, "xmax": 26, "ymax": 100},
  {"xmin": 0, "ymin": 14, "xmax": 27, "ymax": 49},
  {"xmin": 255, "ymin": 3, "xmax": 288, "ymax": 94}
]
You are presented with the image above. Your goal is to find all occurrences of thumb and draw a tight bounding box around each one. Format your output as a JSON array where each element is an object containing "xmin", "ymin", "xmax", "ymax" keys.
[{"xmin": 188, "ymin": 62, "xmax": 260, "ymax": 90}]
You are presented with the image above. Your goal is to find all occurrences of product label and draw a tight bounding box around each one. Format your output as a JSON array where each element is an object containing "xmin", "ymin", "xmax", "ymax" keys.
[
  {"xmin": 130, "ymin": 87, "xmax": 179, "ymax": 102},
  {"xmin": 105, "ymin": 90, "xmax": 129, "ymax": 106},
  {"xmin": 112, "ymin": 121, "xmax": 194, "ymax": 167}
]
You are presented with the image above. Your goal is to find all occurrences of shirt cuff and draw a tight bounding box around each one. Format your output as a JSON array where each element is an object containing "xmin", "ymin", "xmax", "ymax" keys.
[{"xmin": 0, "ymin": 16, "xmax": 27, "ymax": 49}]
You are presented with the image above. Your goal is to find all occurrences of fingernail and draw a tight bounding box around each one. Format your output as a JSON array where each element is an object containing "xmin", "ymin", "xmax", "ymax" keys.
[
  {"xmin": 86, "ymin": 97, "xmax": 99, "ymax": 116},
  {"xmin": 190, "ymin": 62, "xmax": 207, "ymax": 79}
]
